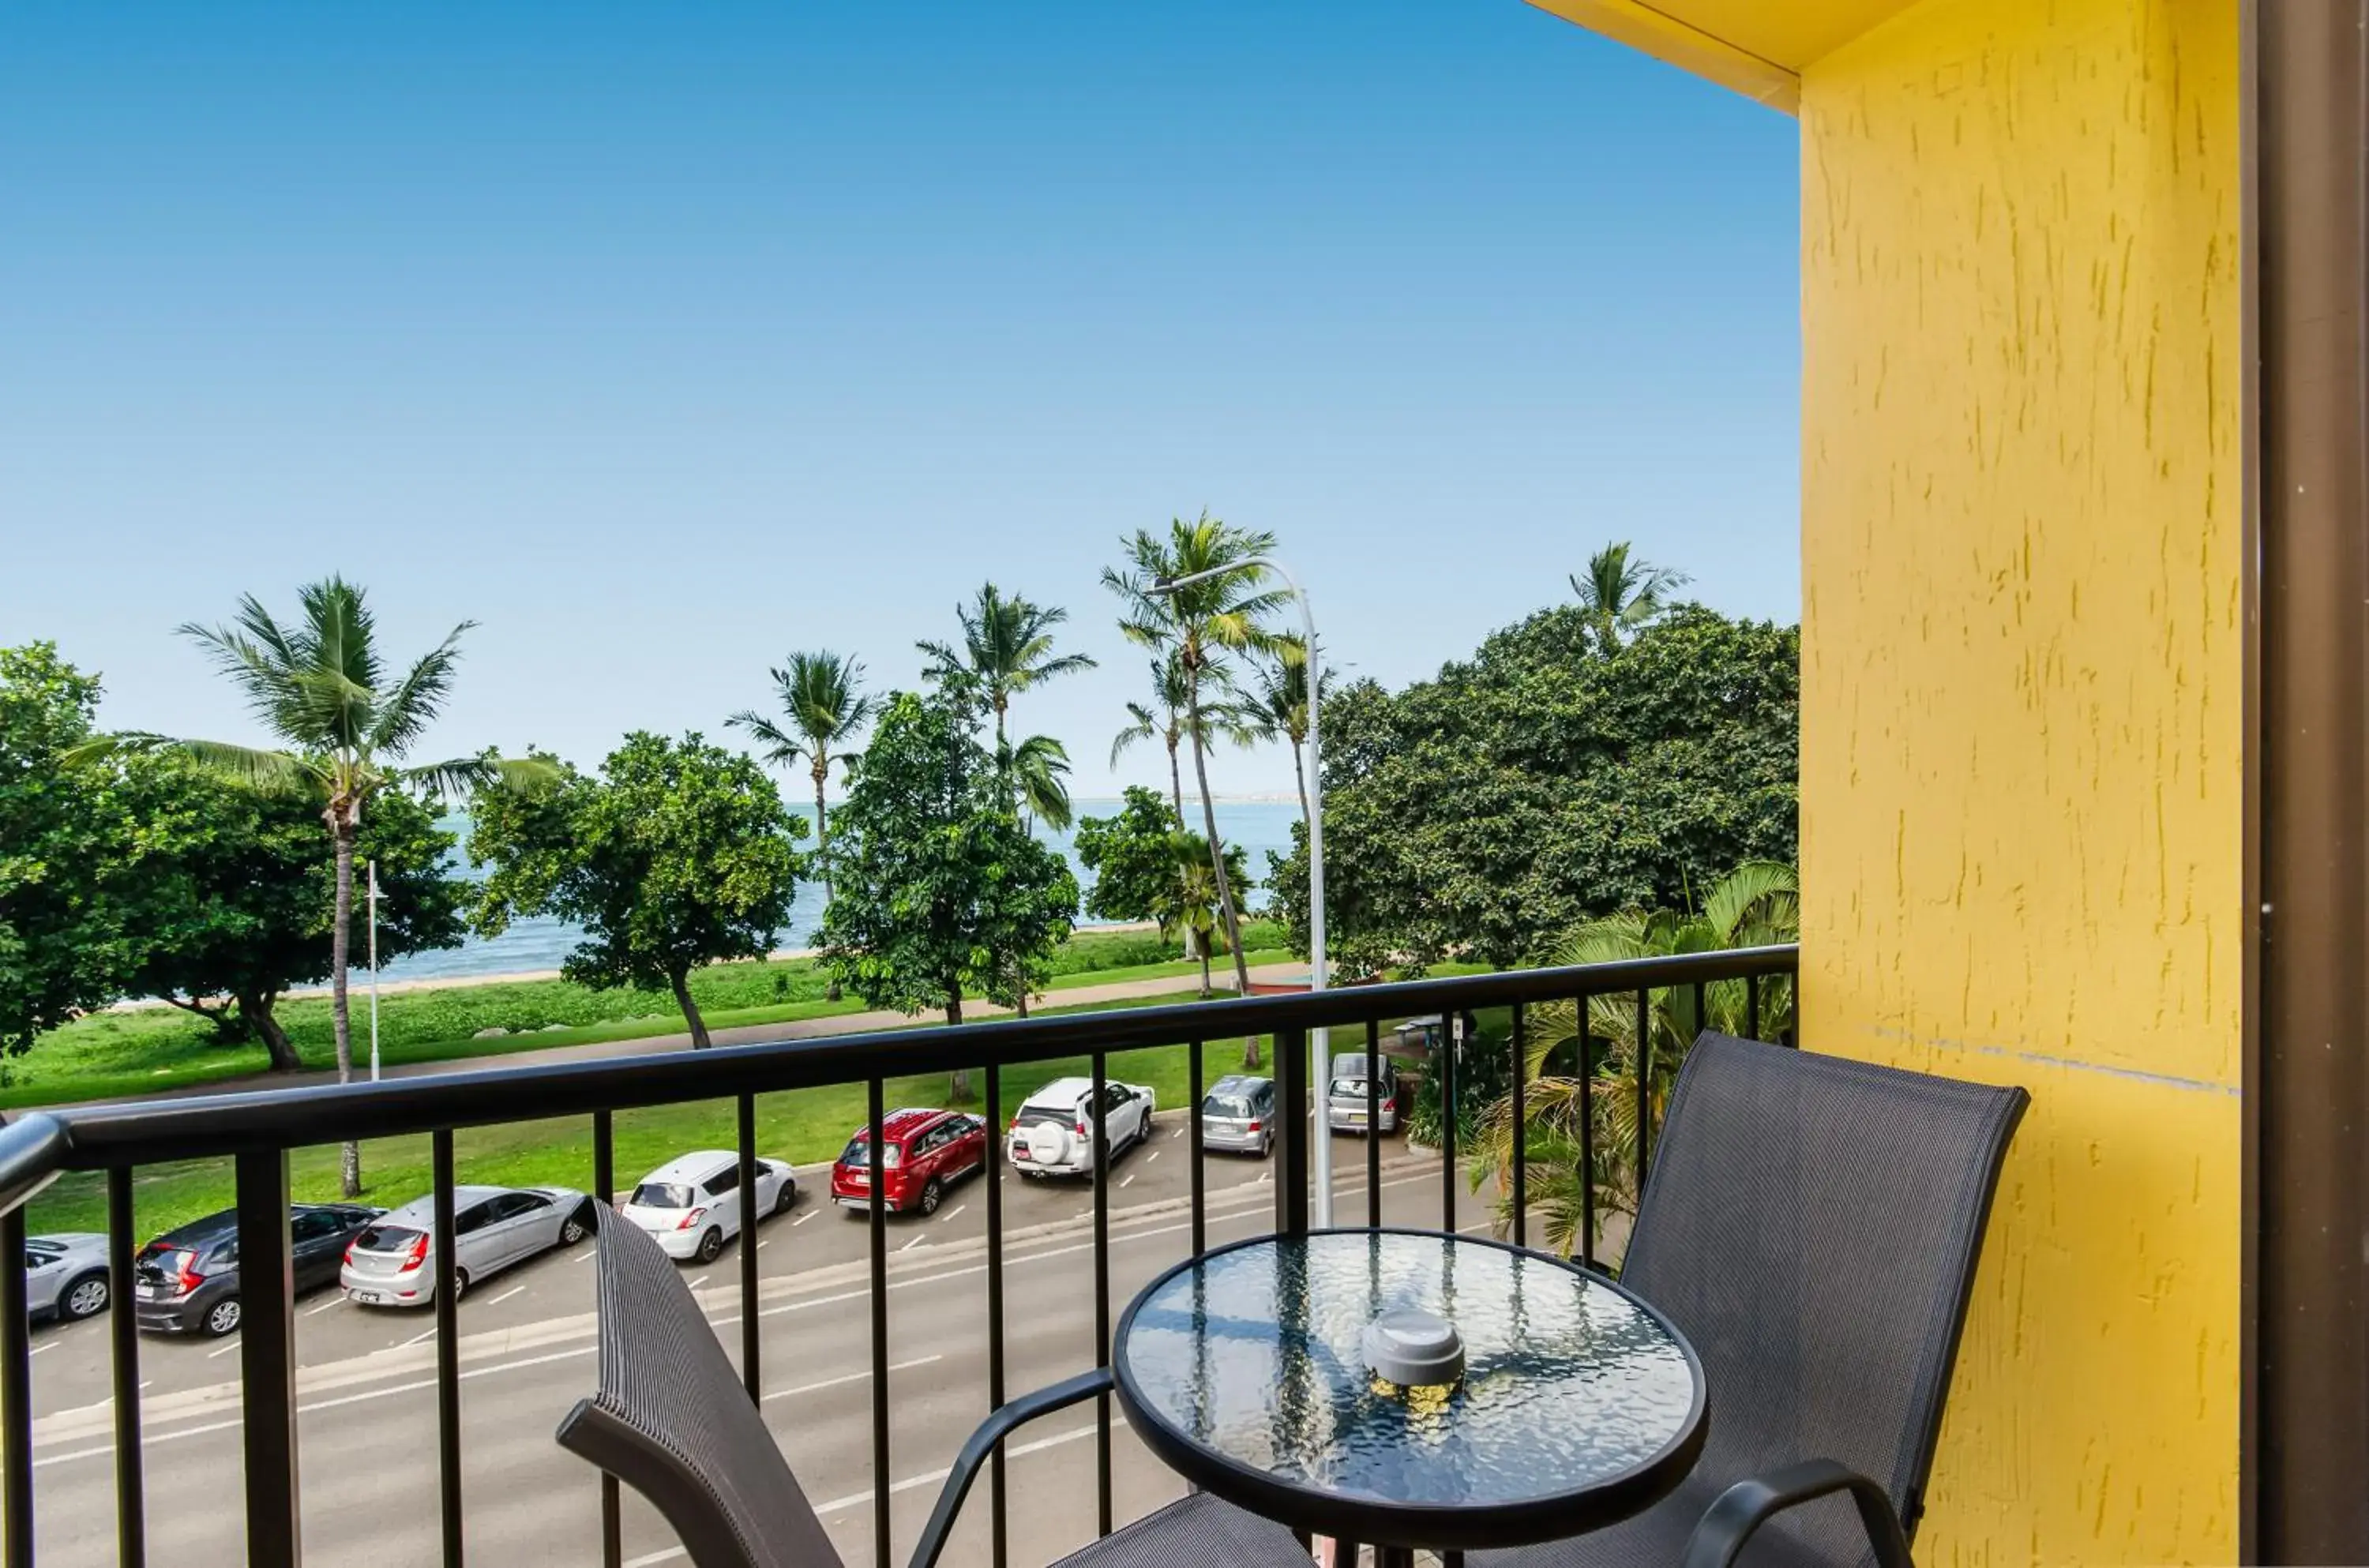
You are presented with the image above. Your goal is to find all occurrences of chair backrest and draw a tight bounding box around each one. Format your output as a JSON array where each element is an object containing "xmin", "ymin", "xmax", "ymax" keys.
[
  {"xmin": 1624, "ymin": 1034, "xmax": 2026, "ymax": 1559},
  {"xmin": 556, "ymin": 1207, "xmax": 843, "ymax": 1568}
]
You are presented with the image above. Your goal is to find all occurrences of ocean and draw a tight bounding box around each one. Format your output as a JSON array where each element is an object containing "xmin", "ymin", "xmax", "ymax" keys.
[{"xmin": 377, "ymin": 797, "xmax": 1305, "ymax": 984}]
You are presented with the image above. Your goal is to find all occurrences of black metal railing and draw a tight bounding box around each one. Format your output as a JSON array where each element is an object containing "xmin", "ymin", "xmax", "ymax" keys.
[{"xmin": 0, "ymin": 944, "xmax": 1796, "ymax": 1568}]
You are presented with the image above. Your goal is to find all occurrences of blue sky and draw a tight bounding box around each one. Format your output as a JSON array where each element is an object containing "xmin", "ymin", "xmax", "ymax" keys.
[{"xmin": 0, "ymin": 2, "xmax": 1798, "ymax": 797}]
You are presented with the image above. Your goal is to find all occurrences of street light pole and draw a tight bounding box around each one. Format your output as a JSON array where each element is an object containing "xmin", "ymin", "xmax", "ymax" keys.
[
  {"xmin": 1152, "ymin": 555, "xmax": 1332, "ymax": 1226},
  {"xmin": 367, "ymin": 860, "xmax": 381, "ymax": 1083}
]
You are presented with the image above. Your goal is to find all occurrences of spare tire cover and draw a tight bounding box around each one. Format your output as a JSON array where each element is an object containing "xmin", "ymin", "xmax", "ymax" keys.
[{"xmin": 1026, "ymin": 1124, "xmax": 1074, "ymax": 1165}]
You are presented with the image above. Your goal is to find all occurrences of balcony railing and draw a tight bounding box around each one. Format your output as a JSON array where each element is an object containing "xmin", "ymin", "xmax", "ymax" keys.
[{"xmin": 0, "ymin": 944, "xmax": 1796, "ymax": 1568}]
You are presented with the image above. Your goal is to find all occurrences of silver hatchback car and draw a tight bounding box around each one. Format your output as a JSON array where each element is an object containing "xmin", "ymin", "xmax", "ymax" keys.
[
  {"xmin": 1200, "ymin": 1075, "xmax": 1276, "ymax": 1157},
  {"xmin": 341, "ymin": 1184, "xmax": 593, "ymax": 1307},
  {"xmin": 1327, "ymin": 1052, "xmax": 1402, "ymax": 1135}
]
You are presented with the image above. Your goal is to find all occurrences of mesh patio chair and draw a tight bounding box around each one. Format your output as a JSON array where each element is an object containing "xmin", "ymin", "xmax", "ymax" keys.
[
  {"xmin": 556, "ymin": 1206, "xmax": 1310, "ymax": 1568},
  {"xmin": 1481, "ymin": 1033, "xmax": 2027, "ymax": 1568}
]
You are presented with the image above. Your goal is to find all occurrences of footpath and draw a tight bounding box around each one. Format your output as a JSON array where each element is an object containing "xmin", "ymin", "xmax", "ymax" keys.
[{"xmin": 67, "ymin": 962, "xmax": 1308, "ymax": 1107}]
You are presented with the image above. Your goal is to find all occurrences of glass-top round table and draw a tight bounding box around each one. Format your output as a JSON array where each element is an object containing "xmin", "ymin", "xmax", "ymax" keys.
[{"xmin": 1111, "ymin": 1229, "xmax": 1707, "ymax": 1555}]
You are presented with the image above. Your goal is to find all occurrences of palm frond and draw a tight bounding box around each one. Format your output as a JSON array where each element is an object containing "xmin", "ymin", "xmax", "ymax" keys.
[
  {"xmin": 366, "ymin": 623, "xmax": 475, "ymax": 756},
  {"xmin": 728, "ymin": 710, "xmax": 809, "ymax": 767}
]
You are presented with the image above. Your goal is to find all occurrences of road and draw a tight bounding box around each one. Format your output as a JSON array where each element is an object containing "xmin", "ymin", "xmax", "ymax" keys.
[{"xmin": 17, "ymin": 1118, "xmax": 1500, "ymax": 1568}]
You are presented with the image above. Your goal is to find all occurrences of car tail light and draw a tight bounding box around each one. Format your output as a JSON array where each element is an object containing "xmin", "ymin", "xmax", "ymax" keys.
[
  {"xmin": 174, "ymin": 1250, "xmax": 203, "ymax": 1295},
  {"xmin": 397, "ymin": 1233, "xmax": 430, "ymax": 1274},
  {"xmin": 677, "ymin": 1207, "xmax": 708, "ymax": 1231},
  {"xmin": 1247, "ymin": 1120, "xmax": 1262, "ymax": 1134},
  {"xmin": 1075, "ymin": 1120, "xmax": 1088, "ymax": 1136}
]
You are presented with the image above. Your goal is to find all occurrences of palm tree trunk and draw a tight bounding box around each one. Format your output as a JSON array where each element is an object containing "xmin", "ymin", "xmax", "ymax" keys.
[
  {"xmin": 814, "ymin": 762, "xmax": 841, "ymax": 1002},
  {"xmin": 670, "ymin": 970, "xmax": 712, "ymax": 1048},
  {"xmin": 330, "ymin": 814, "xmax": 362, "ymax": 1197},
  {"xmin": 1291, "ymin": 743, "xmax": 1310, "ymax": 830},
  {"xmin": 1166, "ymin": 736, "xmax": 1185, "ymax": 827},
  {"xmin": 1195, "ymin": 927, "xmax": 1214, "ymax": 1000},
  {"xmin": 1185, "ymin": 675, "xmax": 1256, "ymax": 1070}
]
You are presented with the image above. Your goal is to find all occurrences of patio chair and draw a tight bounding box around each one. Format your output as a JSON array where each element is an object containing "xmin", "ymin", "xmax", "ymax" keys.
[
  {"xmin": 1481, "ymin": 1033, "xmax": 2027, "ymax": 1568},
  {"xmin": 555, "ymin": 1206, "xmax": 1309, "ymax": 1568}
]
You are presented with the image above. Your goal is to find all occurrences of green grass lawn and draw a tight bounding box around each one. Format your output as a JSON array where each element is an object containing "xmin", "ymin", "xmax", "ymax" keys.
[
  {"xmin": 2, "ymin": 922, "xmax": 1289, "ymax": 1110},
  {"xmin": 24, "ymin": 987, "xmax": 1302, "ymax": 1237}
]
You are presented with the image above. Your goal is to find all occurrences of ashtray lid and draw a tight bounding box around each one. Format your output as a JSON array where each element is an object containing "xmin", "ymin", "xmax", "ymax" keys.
[{"xmin": 1362, "ymin": 1307, "xmax": 1466, "ymax": 1388}]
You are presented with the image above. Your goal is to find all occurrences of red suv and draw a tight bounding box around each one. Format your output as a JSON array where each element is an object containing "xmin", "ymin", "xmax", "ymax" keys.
[{"xmin": 831, "ymin": 1108, "xmax": 988, "ymax": 1217}]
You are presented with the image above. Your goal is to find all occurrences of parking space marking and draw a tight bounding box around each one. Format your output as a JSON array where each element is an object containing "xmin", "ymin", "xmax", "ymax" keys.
[
  {"xmin": 488, "ymin": 1285, "xmax": 527, "ymax": 1306},
  {"xmin": 571, "ymin": 1248, "xmax": 595, "ymax": 1262},
  {"xmin": 812, "ymin": 1420, "xmax": 1098, "ymax": 1517},
  {"xmin": 687, "ymin": 1275, "xmax": 710, "ymax": 1291},
  {"xmin": 1119, "ymin": 1174, "xmax": 1136, "ymax": 1189},
  {"xmin": 896, "ymin": 1235, "xmax": 928, "ymax": 1252},
  {"xmin": 28, "ymin": 1342, "xmax": 54, "ymax": 1357},
  {"xmin": 1146, "ymin": 1150, "xmax": 1159, "ymax": 1161},
  {"xmin": 304, "ymin": 1297, "xmax": 344, "ymax": 1317},
  {"xmin": 400, "ymin": 1327, "xmax": 437, "ymax": 1348},
  {"xmin": 793, "ymin": 1212, "xmax": 815, "ymax": 1226},
  {"xmin": 205, "ymin": 1339, "xmax": 241, "ymax": 1360},
  {"xmin": 940, "ymin": 1204, "xmax": 966, "ymax": 1223},
  {"xmin": 757, "ymin": 1239, "xmax": 770, "ymax": 1249},
  {"xmin": 759, "ymin": 1352, "xmax": 940, "ymax": 1404}
]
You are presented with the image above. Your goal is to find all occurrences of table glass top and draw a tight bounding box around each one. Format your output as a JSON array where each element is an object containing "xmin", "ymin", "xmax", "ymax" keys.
[{"xmin": 1117, "ymin": 1232, "xmax": 1699, "ymax": 1512}]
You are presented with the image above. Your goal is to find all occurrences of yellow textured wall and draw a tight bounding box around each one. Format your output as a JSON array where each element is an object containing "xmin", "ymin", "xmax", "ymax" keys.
[{"xmin": 1796, "ymin": 0, "xmax": 2243, "ymax": 1562}]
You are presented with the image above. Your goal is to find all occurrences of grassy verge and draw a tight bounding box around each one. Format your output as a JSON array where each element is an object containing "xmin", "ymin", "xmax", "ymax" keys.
[
  {"xmin": 2, "ymin": 922, "xmax": 1289, "ymax": 1110},
  {"xmin": 25, "ymin": 988, "xmax": 1304, "ymax": 1236}
]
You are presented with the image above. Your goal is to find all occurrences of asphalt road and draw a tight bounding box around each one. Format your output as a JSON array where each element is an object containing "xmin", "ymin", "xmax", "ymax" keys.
[{"xmin": 18, "ymin": 1118, "xmax": 1498, "ymax": 1568}]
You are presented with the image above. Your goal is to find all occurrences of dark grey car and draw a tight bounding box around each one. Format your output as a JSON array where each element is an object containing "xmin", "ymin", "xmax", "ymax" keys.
[
  {"xmin": 134, "ymin": 1202, "xmax": 383, "ymax": 1337},
  {"xmin": 1200, "ymin": 1075, "xmax": 1276, "ymax": 1157}
]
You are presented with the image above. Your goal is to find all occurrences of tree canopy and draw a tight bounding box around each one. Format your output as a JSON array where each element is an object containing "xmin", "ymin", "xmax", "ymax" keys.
[
  {"xmin": 820, "ymin": 693, "xmax": 1077, "ymax": 1078},
  {"xmin": 1073, "ymin": 786, "xmax": 1184, "ymax": 927},
  {"xmin": 467, "ymin": 732, "xmax": 806, "ymax": 1047},
  {"xmin": 1267, "ymin": 602, "xmax": 1799, "ymax": 973}
]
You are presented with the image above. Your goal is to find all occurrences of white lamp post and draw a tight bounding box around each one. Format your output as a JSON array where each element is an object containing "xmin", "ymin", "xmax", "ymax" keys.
[
  {"xmin": 367, "ymin": 859, "xmax": 381, "ymax": 1082},
  {"xmin": 1152, "ymin": 556, "xmax": 1332, "ymax": 1226}
]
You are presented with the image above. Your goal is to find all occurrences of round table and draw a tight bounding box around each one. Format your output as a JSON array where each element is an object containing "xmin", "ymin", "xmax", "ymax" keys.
[{"xmin": 1111, "ymin": 1229, "xmax": 1707, "ymax": 1559}]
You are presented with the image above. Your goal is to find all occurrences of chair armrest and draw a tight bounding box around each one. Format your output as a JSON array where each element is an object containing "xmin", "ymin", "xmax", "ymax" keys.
[
  {"xmin": 1680, "ymin": 1458, "xmax": 1913, "ymax": 1568},
  {"xmin": 907, "ymin": 1368, "xmax": 1115, "ymax": 1568}
]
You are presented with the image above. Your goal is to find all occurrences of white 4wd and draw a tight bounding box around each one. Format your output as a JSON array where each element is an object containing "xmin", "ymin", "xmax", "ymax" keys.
[{"xmin": 1006, "ymin": 1075, "xmax": 1157, "ymax": 1176}]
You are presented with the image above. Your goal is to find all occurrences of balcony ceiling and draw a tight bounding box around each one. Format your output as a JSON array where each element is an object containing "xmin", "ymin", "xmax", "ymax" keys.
[{"xmin": 1525, "ymin": 0, "xmax": 1926, "ymax": 113}]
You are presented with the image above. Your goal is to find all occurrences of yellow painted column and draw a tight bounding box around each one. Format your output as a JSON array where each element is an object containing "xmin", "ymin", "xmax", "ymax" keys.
[{"xmin": 1796, "ymin": 0, "xmax": 2244, "ymax": 1562}]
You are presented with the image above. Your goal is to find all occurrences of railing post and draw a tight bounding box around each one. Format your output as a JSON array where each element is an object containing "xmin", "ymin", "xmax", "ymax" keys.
[
  {"xmin": 1275, "ymin": 1025, "xmax": 1310, "ymax": 1235},
  {"xmin": 591, "ymin": 1112, "xmax": 620, "ymax": 1568},
  {"xmin": 234, "ymin": 1149, "xmax": 301, "ymax": 1568},
  {"xmin": 736, "ymin": 1093, "xmax": 761, "ymax": 1402},
  {"xmin": 1439, "ymin": 1012, "xmax": 1457, "ymax": 1232},
  {"xmin": 107, "ymin": 1166, "xmax": 147, "ymax": 1568},
  {"xmin": 1511, "ymin": 1004, "xmax": 1527, "ymax": 1249},
  {"xmin": 985, "ymin": 1062, "xmax": 1008, "ymax": 1568},
  {"xmin": 2, "ymin": 1206, "xmax": 33, "ymax": 1568},
  {"xmin": 431, "ymin": 1131, "xmax": 463, "ymax": 1568}
]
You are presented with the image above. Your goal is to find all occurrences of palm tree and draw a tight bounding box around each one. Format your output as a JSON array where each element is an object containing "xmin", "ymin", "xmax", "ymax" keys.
[
  {"xmin": 1569, "ymin": 542, "xmax": 1691, "ymax": 649},
  {"xmin": 728, "ymin": 651, "xmax": 874, "ymax": 1000},
  {"xmin": 1474, "ymin": 861, "xmax": 1798, "ymax": 1257},
  {"xmin": 96, "ymin": 578, "xmax": 546, "ymax": 1198},
  {"xmin": 1152, "ymin": 831, "xmax": 1247, "ymax": 998},
  {"xmin": 1103, "ymin": 513, "xmax": 1290, "ymax": 1066},
  {"xmin": 1248, "ymin": 636, "xmax": 1327, "ymax": 827},
  {"xmin": 1109, "ymin": 651, "xmax": 1261, "ymax": 827},
  {"xmin": 1004, "ymin": 733, "xmax": 1074, "ymax": 834},
  {"xmin": 918, "ymin": 583, "xmax": 1098, "ymax": 748}
]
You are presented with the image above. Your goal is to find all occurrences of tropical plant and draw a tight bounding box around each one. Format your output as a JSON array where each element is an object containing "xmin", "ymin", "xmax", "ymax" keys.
[
  {"xmin": 1108, "ymin": 651, "xmax": 1260, "ymax": 826},
  {"xmin": 82, "ymin": 580, "xmax": 546, "ymax": 1196},
  {"xmin": 1003, "ymin": 732, "xmax": 1075, "ymax": 834},
  {"xmin": 1246, "ymin": 636, "xmax": 1331, "ymax": 827},
  {"xmin": 918, "ymin": 583, "xmax": 1097, "ymax": 748},
  {"xmin": 0, "ymin": 644, "xmax": 144, "ymax": 1057},
  {"xmin": 1473, "ymin": 861, "xmax": 1799, "ymax": 1258},
  {"xmin": 729, "ymin": 651, "xmax": 874, "ymax": 999},
  {"xmin": 1155, "ymin": 830, "xmax": 1248, "ymax": 999},
  {"xmin": 1569, "ymin": 541, "xmax": 1690, "ymax": 649},
  {"xmin": 467, "ymin": 733, "xmax": 807, "ymax": 1048},
  {"xmin": 1103, "ymin": 512, "xmax": 1290, "ymax": 1065},
  {"xmin": 820, "ymin": 693, "xmax": 1077, "ymax": 1098},
  {"xmin": 124, "ymin": 767, "xmax": 466, "ymax": 1071}
]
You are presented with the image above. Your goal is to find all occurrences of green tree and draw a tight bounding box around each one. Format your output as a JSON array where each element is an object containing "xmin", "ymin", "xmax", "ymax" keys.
[
  {"xmin": 1158, "ymin": 830, "xmax": 1248, "ymax": 1000},
  {"xmin": 467, "ymin": 733, "xmax": 806, "ymax": 1048},
  {"xmin": 1247, "ymin": 635, "xmax": 1329, "ymax": 828},
  {"xmin": 1108, "ymin": 651, "xmax": 1260, "ymax": 827},
  {"xmin": 820, "ymin": 693, "xmax": 1077, "ymax": 1097},
  {"xmin": 1103, "ymin": 513, "xmax": 1289, "ymax": 1064},
  {"xmin": 0, "ymin": 645, "xmax": 142, "ymax": 1056},
  {"xmin": 1074, "ymin": 787, "xmax": 1184, "ymax": 926},
  {"xmin": 1474, "ymin": 861, "xmax": 1798, "ymax": 1255},
  {"xmin": 729, "ymin": 651, "xmax": 874, "ymax": 1000},
  {"xmin": 81, "ymin": 579, "xmax": 544, "ymax": 1195},
  {"xmin": 125, "ymin": 768, "xmax": 466, "ymax": 1071},
  {"xmin": 1268, "ymin": 602, "xmax": 1798, "ymax": 976},
  {"xmin": 918, "ymin": 583, "xmax": 1097, "ymax": 748},
  {"xmin": 1569, "ymin": 541, "xmax": 1690, "ymax": 650},
  {"xmin": 1004, "ymin": 732, "xmax": 1075, "ymax": 834}
]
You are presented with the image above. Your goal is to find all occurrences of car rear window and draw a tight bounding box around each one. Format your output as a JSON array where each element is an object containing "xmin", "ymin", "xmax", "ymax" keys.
[
  {"xmin": 839, "ymin": 1138, "xmax": 903, "ymax": 1168},
  {"xmin": 632, "ymin": 1182, "xmax": 694, "ymax": 1210},
  {"xmin": 1203, "ymin": 1095, "xmax": 1254, "ymax": 1119},
  {"xmin": 1013, "ymin": 1108, "xmax": 1075, "ymax": 1132},
  {"xmin": 355, "ymin": 1225, "xmax": 422, "ymax": 1253}
]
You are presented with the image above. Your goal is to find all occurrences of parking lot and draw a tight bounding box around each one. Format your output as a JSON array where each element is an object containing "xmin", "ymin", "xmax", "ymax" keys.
[{"xmin": 19, "ymin": 1116, "xmax": 1486, "ymax": 1567}]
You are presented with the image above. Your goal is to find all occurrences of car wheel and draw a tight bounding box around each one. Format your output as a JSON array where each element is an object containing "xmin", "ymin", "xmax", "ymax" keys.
[
  {"xmin": 61, "ymin": 1273, "xmax": 109, "ymax": 1322},
  {"xmin": 918, "ymin": 1178, "xmax": 944, "ymax": 1217},
  {"xmin": 451, "ymin": 1269, "xmax": 471, "ymax": 1302},
  {"xmin": 695, "ymin": 1227, "xmax": 725, "ymax": 1263},
  {"xmin": 1262, "ymin": 1134, "xmax": 1274, "ymax": 1160},
  {"xmin": 560, "ymin": 1202, "xmax": 594, "ymax": 1247},
  {"xmin": 203, "ymin": 1296, "xmax": 242, "ymax": 1338},
  {"xmin": 773, "ymin": 1182, "xmax": 795, "ymax": 1217}
]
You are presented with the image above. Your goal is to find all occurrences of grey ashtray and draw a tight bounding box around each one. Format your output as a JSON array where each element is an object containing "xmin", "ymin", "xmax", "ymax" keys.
[{"xmin": 1362, "ymin": 1308, "xmax": 1466, "ymax": 1389}]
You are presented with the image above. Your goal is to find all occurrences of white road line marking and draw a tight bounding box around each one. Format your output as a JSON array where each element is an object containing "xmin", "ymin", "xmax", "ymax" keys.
[
  {"xmin": 139, "ymin": 1380, "xmax": 152, "ymax": 1390},
  {"xmin": 760, "ymin": 1353, "xmax": 940, "ymax": 1403},
  {"xmin": 757, "ymin": 1240, "xmax": 769, "ymax": 1250},
  {"xmin": 488, "ymin": 1285, "xmax": 527, "ymax": 1306},
  {"xmin": 1119, "ymin": 1174, "xmax": 1136, "ymax": 1189},
  {"xmin": 205, "ymin": 1339, "xmax": 241, "ymax": 1359},
  {"xmin": 897, "ymin": 1235, "xmax": 927, "ymax": 1252},
  {"xmin": 813, "ymin": 1422, "xmax": 1098, "ymax": 1515},
  {"xmin": 1147, "ymin": 1150, "xmax": 1159, "ymax": 1162},
  {"xmin": 792, "ymin": 1212, "xmax": 815, "ymax": 1226},
  {"xmin": 940, "ymin": 1204, "xmax": 966, "ymax": 1223},
  {"xmin": 687, "ymin": 1276, "xmax": 709, "ymax": 1291},
  {"xmin": 400, "ymin": 1327, "xmax": 437, "ymax": 1348},
  {"xmin": 28, "ymin": 1342, "xmax": 53, "ymax": 1357},
  {"xmin": 304, "ymin": 1296, "xmax": 344, "ymax": 1317},
  {"xmin": 571, "ymin": 1248, "xmax": 595, "ymax": 1262}
]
